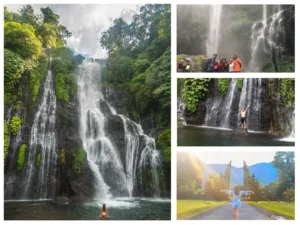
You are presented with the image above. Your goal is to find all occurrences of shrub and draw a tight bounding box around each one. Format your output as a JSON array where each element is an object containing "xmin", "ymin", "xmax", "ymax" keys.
[
  {"xmin": 4, "ymin": 49, "xmax": 25, "ymax": 103},
  {"xmin": 157, "ymin": 129, "xmax": 171, "ymax": 164},
  {"xmin": 236, "ymin": 78, "xmax": 244, "ymax": 89},
  {"xmin": 29, "ymin": 53, "xmax": 48, "ymax": 101},
  {"xmin": 10, "ymin": 116, "xmax": 22, "ymax": 136},
  {"xmin": 4, "ymin": 22, "xmax": 42, "ymax": 59},
  {"xmin": 72, "ymin": 147, "xmax": 85, "ymax": 174},
  {"xmin": 218, "ymin": 78, "xmax": 231, "ymax": 96},
  {"xmin": 17, "ymin": 144, "xmax": 27, "ymax": 171},
  {"xmin": 183, "ymin": 78, "xmax": 211, "ymax": 113},
  {"xmin": 4, "ymin": 121, "xmax": 9, "ymax": 161},
  {"xmin": 55, "ymin": 72, "xmax": 69, "ymax": 102},
  {"xmin": 281, "ymin": 78, "xmax": 295, "ymax": 107}
]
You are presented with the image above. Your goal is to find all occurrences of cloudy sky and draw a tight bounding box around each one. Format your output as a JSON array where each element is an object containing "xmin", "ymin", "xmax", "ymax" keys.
[
  {"xmin": 193, "ymin": 151, "xmax": 276, "ymax": 167},
  {"xmin": 6, "ymin": 4, "xmax": 139, "ymax": 58}
]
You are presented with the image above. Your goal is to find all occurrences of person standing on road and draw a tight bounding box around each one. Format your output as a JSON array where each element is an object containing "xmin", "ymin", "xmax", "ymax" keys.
[{"xmin": 221, "ymin": 186, "xmax": 254, "ymax": 220}]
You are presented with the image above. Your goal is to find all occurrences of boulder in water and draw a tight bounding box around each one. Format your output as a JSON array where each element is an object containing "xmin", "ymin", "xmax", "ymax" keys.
[
  {"xmin": 54, "ymin": 196, "xmax": 69, "ymax": 205},
  {"xmin": 225, "ymin": 128, "xmax": 248, "ymax": 136}
]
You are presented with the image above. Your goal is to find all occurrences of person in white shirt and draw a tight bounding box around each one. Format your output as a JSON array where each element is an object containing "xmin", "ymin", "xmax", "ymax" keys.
[{"xmin": 229, "ymin": 59, "xmax": 234, "ymax": 72}]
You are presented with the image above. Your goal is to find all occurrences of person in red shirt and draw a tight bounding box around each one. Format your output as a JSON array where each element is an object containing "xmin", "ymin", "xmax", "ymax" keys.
[{"xmin": 233, "ymin": 55, "xmax": 242, "ymax": 72}]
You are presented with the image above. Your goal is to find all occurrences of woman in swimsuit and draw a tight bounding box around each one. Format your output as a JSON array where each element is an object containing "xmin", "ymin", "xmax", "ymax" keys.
[
  {"xmin": 99, "ymin": 203, "xmax": 109, "ymax": 219},
  {"xmin": 221, "ymin": 186, "xmax": 254, "ymax": 220}
]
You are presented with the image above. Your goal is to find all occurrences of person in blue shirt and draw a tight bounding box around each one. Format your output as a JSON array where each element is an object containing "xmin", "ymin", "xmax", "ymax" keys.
[
  {"xmin": 205, "ymin": 54, "xmax": 217, "ymax": 72},
  {"xmin": 221, "ymin": 186, "xmax": 254, "ymax": 220}
]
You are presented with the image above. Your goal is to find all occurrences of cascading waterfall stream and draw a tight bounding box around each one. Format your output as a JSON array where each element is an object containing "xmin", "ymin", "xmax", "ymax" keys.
[
  {"xmin": 77, "ymin": 60, "xmax": 161, "ymax": 201},
  {"xmin": 221, "ymin": 79, "xmax": 237, "ymax": 128},
  {"xmin": 248, "ymin": 5, "xmax": 285, "ymax": 71},
  {"xmin": 23, "ymin": 56, "xmax": 58, "ymax": 199},
  {"xmin": 206, "ymin": 5, "xmax": 223, "ymax": 56},
  {"xmin": 237, "ymin": 78, "xmax": 263, "ymax": 131}
]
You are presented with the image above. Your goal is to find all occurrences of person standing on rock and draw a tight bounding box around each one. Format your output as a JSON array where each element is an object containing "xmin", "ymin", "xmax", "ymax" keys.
[
  {"xmin": 205, "ymin": 54, "xmax": 217, "ymax": 72},
  {"xmin": 221, "ymin": 186, "xmax": 254, "ymax": 220},
  {"xmin": 99, "ymin": 203, "xmax": 109, "ymax": 219},
  {"xmin": 240, "ymin": 105, "xmax": 250, "ymax": 129}
]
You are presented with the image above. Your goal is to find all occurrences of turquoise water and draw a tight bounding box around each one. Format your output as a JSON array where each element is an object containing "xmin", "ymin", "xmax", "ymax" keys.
[
  {"xmin": 178, "ymin": 126, "xmax": 295, "ymax": 146},
  {"xmin": 4, "ymin": 198, "xmax": 171, "ymax": 220}
]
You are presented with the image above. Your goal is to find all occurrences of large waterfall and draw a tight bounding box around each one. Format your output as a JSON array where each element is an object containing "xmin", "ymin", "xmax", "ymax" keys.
[
  {"xmin": 23, "ymin": 57, "xmax": 57, "ymax": 199},
  {"xmin": 200, "ymin": 79, "xmax": 264, "ymax": 131},
  {"xmin": 248, "ymin": 5, "xmax": 285, "ymax": 71},
  {"xmin": 206, "ymin": 5, "xmax": 223, "ymax": 56},
  {"xmin": 77, "ymin": 61, "xmax": 161, "ymax": 200}
]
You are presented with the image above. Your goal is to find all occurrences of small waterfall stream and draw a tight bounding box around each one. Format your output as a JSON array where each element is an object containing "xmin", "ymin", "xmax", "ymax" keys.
[
  {"xmin": 78, "ymin": 61, "xmax": 161, "ymax": 200},
  {"xmin": 23, "ymin": 56, "xmax": 58, "ymax": 199}
]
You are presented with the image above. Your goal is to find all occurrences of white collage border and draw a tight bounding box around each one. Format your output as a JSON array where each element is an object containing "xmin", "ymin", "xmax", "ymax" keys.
[{"xmin": 0, "ymin": 0, "xmax": 298, "ymax": 224}]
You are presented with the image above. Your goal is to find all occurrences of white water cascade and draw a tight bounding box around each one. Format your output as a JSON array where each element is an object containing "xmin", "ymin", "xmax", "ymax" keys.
[
  {"xmin": 221, "ymin": 79, "xmax": 237, "ymax": 128},
  {"xmin": 77, "ymin": 61, "xmax": 161, "ymax": 200},
  {"xmin": 23, "ymin": 56, "xmax": 58, "ymax": 199},
  {"xmin": 279, "ymin": 110, "xmax": 295, "ymax": 142},
  {"xmin": 206, "ymin": 5, "xmax": 223, "ymax": 56},
  {"xmin": 248, "ymin": 5, "xmax": 285, "ymax": 71},
  {"xmin": 237, "ymin": 78, "xmax": 263, "ymax": 131}
]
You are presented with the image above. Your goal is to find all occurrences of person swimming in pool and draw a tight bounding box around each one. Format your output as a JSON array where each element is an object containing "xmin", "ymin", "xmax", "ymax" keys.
[
  {"xmin": 99, "ymin": 203, "xmax": 109, "ymax": 219},
  {"xmin": 240, "ymin": 105, "xmax": 250, "ymax": 129},
  {"xmin": 221, "ymin": 186, "xmax": 254, "ymax": 220}
]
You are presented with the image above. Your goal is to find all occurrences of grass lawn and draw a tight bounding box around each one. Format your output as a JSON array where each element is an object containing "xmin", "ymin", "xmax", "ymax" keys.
[
  {"xmin": 247, "ymin": 201, "xmax": 295, "ymax": 219},
  {"xmin": 177, "ymin": 200, "xmax": 227, "ymax": 220}
]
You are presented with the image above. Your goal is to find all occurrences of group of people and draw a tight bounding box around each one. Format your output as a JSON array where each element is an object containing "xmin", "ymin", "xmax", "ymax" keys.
[
  {"xmin": 177, "ymin": 58, "xmax": 192, "ymax": 72},
  {"xmin": 177, "ymin": 54, "xmax": 243, "ymax": 72},
  {"xmin": 205, "ymin": 54, "xmax": 243, "ymax": 72}
]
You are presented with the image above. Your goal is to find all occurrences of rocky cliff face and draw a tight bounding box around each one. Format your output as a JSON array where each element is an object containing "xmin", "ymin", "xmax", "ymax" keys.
[{"xmin": 180, "ymin": 78, "xmax": 294, "ymax": 136}]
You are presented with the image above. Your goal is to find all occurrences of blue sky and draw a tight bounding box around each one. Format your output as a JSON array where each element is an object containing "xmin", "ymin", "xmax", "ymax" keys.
[{"xmin": 6, "ymin": 4, "xmax": 139, "ymax": 58}]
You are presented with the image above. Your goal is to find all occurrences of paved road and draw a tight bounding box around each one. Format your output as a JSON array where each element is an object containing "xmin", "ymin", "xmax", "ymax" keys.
[{"xmin": 191, "ymin": 203, "xmax": 273, "ymax": 220}]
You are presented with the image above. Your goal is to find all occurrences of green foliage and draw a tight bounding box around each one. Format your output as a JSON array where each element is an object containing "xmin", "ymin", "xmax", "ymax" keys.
[
  {"xmin": 248, "ymin": 201, "xmax": 294, "ymax": 219},
  {"xmin": 41, "ymin": 7, "xmax": 59, "ymax": 25},
  {"xmin": 283, "ymin": 188, "xmax": 295, "ymax": 202},
  {"xmin": 272, "ymin": 152, "xmax": 295, "ymax": 195},
  {"xmin": 281, "ymin": 78, "xmax": 295, "ymax": 107},
  {"xmin": 19, "ymin": 5, "xmax": 38, "ymax": 27},
  {"xmin": 236, "ymin": 78, "xmax": 244, "ymax": 89},
  {"xmin": 4, "ymin": 21, "xmax": 42, "ymax": 59},
  {"xmin": 72, "ymin": 147, "xmax": 85, "ymax": 174},
  {"xmin": 36, "ymin": 153, "xmax": 41, "ymax": 167},
  {"xmin": 182, "ymin": 78, "xmax": 211, "ymax": 113},
  {"xmin": 263, "ymin": 58, "xmax": 295, "ymax": 72},
  {"xmin": 37, "ymin": 23, "xmax": 58, "ymax": 48},
  {"xmin": 10, "ymin": 116, "xmax": 22, "ymax": 136},
  {"xmin": 4, "ymin": 121, "xmax": 9, "ymax": 161},
  {"xmin": 29, "ymin": 53, "xmax": 48, "ymax": 101},
  {"xmin": 218, "ymin": 78, "xmax": 231, "ymax": 96},
  {"xmin": 157, "ymin": 129, "xmax": 171, "ymax": 163},
  {"xmin": 4, "ymin": 49, "xmax": 25, "ymax": 103},
  {"xmin": 177, "ymin": 152, "xmax": 205, "ymax": 199},
  {"xmin": 52, "ymin": 47, "xmax": 76, "ymax": 102},
  {"xmin": 100, "ymin": 5, "xmax": 170, "ymax": 130},
  {"xmin": 55, "ymin": 73, "xmax": 69, "ymax": 102},
  {"xmin": 17, "ymin": 144, "xmax": 27, "ymax": 171}
]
